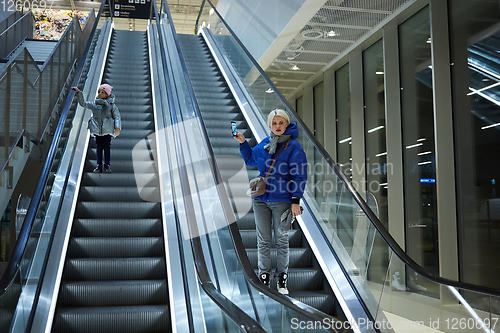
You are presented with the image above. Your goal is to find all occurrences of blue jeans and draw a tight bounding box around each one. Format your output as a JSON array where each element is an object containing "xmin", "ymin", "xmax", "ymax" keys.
[{"xmin": 252, "ymin": 199, "xmax": 291, "ymax": 276}]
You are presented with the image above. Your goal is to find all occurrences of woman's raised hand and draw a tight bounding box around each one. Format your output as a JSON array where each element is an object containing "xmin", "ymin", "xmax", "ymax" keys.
[
  {"xmin": 71, "ymin": 87, "xmax": 80, "ymax": 93},
  {"xmin": 232, "ymin": 131, "xmax": 246, "ymax": 144}
]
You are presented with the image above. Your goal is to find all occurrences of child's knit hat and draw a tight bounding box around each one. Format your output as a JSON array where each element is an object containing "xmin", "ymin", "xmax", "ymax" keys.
[{"xmin": 99, "ymin": 84, "xmax": 113, "ymax": 96}]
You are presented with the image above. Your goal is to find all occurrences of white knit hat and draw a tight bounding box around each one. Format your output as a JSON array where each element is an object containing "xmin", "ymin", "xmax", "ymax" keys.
[{"xmin": 267, "ymin": 109, "xmax": 290, "ymax": 128}]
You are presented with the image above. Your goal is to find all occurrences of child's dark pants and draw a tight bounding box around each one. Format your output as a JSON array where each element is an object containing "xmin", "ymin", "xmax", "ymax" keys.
[{"xmin": 95, "ymin": 134, "xmax": 112, "ymax": 167}]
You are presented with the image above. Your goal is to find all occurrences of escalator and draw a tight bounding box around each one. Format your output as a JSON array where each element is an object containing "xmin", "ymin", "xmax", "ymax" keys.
[
  {"xmin": 51, "ymin": 30, "xmax": 170, "ymax": 332},
  {"xmin": 178, "ymin": 34, "xmax": 338, "ymax": 316}
]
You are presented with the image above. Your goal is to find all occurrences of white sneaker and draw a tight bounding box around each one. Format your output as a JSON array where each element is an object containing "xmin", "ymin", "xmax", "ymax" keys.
[
  {"xmin": 409, "ymin": 277, "xmax": 427, "ymax": 291},
  {"xmin": 278, "ymin": 273, "xmax": 289, "ymax": 295},
  {"xmin": 392, "ymin": 272, "xmax": 406, "ymax": 291},
  {"xmin": 259, "ymin": 273, "xmax": 270, "ymax": 295}
]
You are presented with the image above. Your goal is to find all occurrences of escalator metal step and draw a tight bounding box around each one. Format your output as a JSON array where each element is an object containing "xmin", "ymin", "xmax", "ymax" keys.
[
  {"xmin": 79, "ymin": 187, "xmax": 159, "ymax": 202},
  {"xmin": 63, "ymin": 257, "xmax": 166, "ymax": 280},
  {"xmin": 85, "ymin": 160, "xmax": 156, "ymax": 173},
  {"xmin": 52, "ymin": 305, "xmax": 170, "ymax": 333},
  {"xmin": 88, "ymin": 138, "xmax": 154, "ymax": 149},
  {"xmin": 53, "ymin": 30, "xmax": 169, "ymax": 333},
  {"xmin": 82, "ymin": 173, "xmax": 157, "ymax": 186},
  {"xmin": 68, "ymin": 237, "xmax": 164, "ymax": 258},
  {"xmin": 73, "ymin": 218, "xmax": 162, "ymax": 237},
  {"xmin": 87, "ymin": 148, "xmax": 151, "ymax": 161},
  {"xmin": 58, "ymin": 280, "xmax": 168, "ymax": 306},
  {"xmin": 76, "ymin": 202, "xmax": 160, "ymax": 219}
]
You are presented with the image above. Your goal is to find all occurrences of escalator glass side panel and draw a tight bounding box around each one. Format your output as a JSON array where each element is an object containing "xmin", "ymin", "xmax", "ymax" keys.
[
  {"xmin": 158, "ymin": 4, "xmax": 337, "ymax": 332},
  {"xmin": 197, "ymin": 1, "xmax": 376, "ymax": 315},
  {"xmin": 0, "ymin": 16, "xmax": 101, "ymax": 333},
  {"xmin": 195, "ymin": 12, "xmax": 500, "ymax": 328},
  {"xmin": 450, "ymin": 0, "xmax": 500, "ymax": 306},
  {"xmin": 195, "ymin": 1, "xmax": 500, "ymax": 332},
  {"xmin": 375, "ymin": 242, "xmax": 500, "ymax": 333},
  {"xmin": 50, "ymin": 30, "xmax": 173, "ymax": 333}
]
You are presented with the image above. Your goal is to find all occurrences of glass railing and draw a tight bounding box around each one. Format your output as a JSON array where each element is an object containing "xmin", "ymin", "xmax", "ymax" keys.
[
  {"xmin": 0, "ymin": 7, "xmax": 95, "ymax": 191},
  {"xmin": 152, "ymin": 3, "xmax": 267, "ymax": 332},
  {"xmin": 157, "ymin": 1, "xmax": 336, "ymax": 332},
  {"xmin": 0, "ymin": 11, "xmax": 23, "ymax": 34},
  {"xmin": 195, "ymin": 1, "xmax": 500, "ymax": 331},
  {"xmin": 0, "ymin": 10, "xmax": 34, "ymax": 60},
  {"xmin": 0, "ymin": 3, "xmax": 104, "ymax": 332}
]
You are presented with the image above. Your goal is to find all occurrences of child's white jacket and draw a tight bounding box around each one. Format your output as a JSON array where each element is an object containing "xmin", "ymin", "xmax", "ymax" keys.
[{"xmin": 76, "ymin": 91, "xmax": 121, "ymax": 137}]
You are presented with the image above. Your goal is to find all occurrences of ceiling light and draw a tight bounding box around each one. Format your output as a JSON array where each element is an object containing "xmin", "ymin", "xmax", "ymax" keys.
[
  {"xmin": 209, "ymin": 8, "xmax": 214, "ymax": 15},
  {"xmin": 481, "ymin": 122, "xmax": 500, "ymax": 130},
  {"xmin": 339, "ymin": 137, "xmax": 352, "ymax": 144},
  {"xmin": 375, "ymin": 152, "xmax": 387, "ymax": 157},
  {"xmin": 301, "ymin": 29, "xmax": 323, "ymax": 39},
  {"xmin": 265, "ymin": 88, "xmax": 274, "ymax": 93},
  {"xmin": 327, "ymin": 30, "xmax": 336, "ymax": 37},
  {"xmin": 417, "ymin": 138, "xmax": 426, "ymax": 141},
  {"xmin": 368, "ymin": 125, "xmax": 384, "ymax": 133},
  {"xmin": 467, "ymin": 81, "xmax": 500, "ymax": 96},
  {"xmin": 406, "ymin": 143, "xmax": 423, "ymax": 149},
  {"xmin": 376, "ymin": 71, "xmax": 384, "ymax": 75},
  {"xmin": 427, "ymin": 37, "xmax": 431, "ymax": 44},
  {"xmin": 291, "ymin": 64, "xmax": 300, "ymax": 71},
  {"xmin": 417, "ymin": 151, "xmax": 432, "ymax": 156},
  {"xmin": 418, "ymin": 161, "xmax": 432, "ymax": 165}
]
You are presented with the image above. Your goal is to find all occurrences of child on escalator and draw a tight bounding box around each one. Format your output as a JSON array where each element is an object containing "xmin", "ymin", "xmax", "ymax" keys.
[{"xmin": 71, "ymin": 84, "xmax": 121, "ymax": 173}]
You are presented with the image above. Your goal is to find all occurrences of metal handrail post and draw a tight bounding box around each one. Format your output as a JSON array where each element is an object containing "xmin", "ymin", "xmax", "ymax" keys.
[
  {"xmin": 23, "ymin": 50, "xmax": 28, "ymax": 130},
  {"xmin": 5, "ymin": 66, "xmax": 11, "ymax": 167}
]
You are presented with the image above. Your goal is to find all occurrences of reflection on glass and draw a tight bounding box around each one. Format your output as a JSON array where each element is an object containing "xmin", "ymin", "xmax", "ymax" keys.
[
  {"xmin": 334, "ymin": 63, "xmax": 355, "ymax": 252},
  {"xmin": 376, "ymin": 247, "xmax": 500, "ymax": 332},
  {"xmin": 399, "ymin": 6, "xmax": 438, "ymax": 295},
  {"xmin": 363, "ymin": 39, "xmax": 389, "ymax": 285},
  {"xmin": 336, "ymin": 63, "xmax": 351, "ymax": 174},
  {"xmin": 314, "ymin": 82, "xmax": 325, "ymax": 146},
  {"xmin": 449, "ymin": 0, "xmax": 500, "ymax": 308},
  {"xmin": 296, "ymin": 95, "xmax": 304, "ymax": 119}
]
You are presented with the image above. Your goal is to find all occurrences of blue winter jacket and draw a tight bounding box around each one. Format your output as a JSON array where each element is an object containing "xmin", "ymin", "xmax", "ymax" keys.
[{"xmin": 239, "ymin": 122, "xmax": 308, "ymax": 203}]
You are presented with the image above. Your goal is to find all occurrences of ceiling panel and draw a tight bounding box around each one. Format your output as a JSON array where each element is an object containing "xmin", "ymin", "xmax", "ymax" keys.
[{"xmin": 266, "ymin": 0, "xmax": 415, "ymax": 97}]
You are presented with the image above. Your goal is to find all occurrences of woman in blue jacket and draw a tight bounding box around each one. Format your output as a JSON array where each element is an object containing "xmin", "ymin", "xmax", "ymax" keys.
[{"xmin": 233, "ymin": 109, "xmax": 307, "ymax": 294}]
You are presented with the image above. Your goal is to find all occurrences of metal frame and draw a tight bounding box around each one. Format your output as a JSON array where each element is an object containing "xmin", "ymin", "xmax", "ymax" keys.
[
  {"xmin": 194, "ymin": 0, "xmax": 500, "ymax": 299},
  {"xmin": 147, "ymin": 22, "xmax": 192, "ymax": 333},
  {"xmin": 350, "ymin": 50, "xmax": 366, "ymax": 196},
  {"xmin": 155, "ymin": 1, "xmax": 265, "ymax": 331},
  {"xmin": 28, "ymin": 15, "xmax": 112, "ymax": 333},
  {"xmin": 429, "ymin": 0, "xmax": 459, "ymax": 289}
]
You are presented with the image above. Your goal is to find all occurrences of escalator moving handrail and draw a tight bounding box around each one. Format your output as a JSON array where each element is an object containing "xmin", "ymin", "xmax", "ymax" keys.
[
  {"xmin": 198, "ymin": 0, "xmax": 500, "ymax": 298},
  {"xmin": 194, "ymin": 0, "xmax": 206, "ymax": 35},
  {"xmin": 0, "ymin": 0, "xmax": 107, "ymax": 297},
  {"xmin": 153, "ymin": 2, "xmax": 265, "ymax": 332},
  {"xmin": 160, "ymin": 0, "xmax": 344, "ymax": 330}
]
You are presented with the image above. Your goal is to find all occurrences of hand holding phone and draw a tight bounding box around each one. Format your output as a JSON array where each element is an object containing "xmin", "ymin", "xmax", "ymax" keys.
[{"xmin": 231, "ymin": 121, "xmax": 237, "ymax": 136}]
